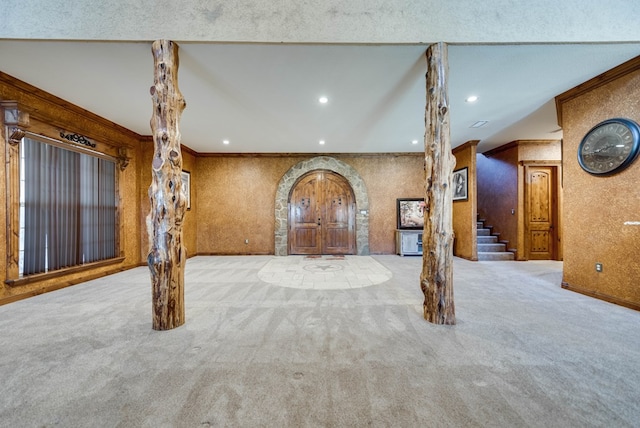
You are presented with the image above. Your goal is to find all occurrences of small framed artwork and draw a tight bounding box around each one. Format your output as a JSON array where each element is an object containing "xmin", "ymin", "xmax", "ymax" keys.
[
  {"xmin": 453, "ymin": 167, "xmax": 468, "ymax": 201},
  {"xmin": 181, "ymin": 170, "xmax": 191, "ymax": 210},
  {"xmin": 397, "ymin": 198, "xmax": 425, "ymax": 229}
]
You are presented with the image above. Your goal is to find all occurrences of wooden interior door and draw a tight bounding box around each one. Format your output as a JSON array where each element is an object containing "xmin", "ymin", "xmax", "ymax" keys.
[
  {"xmin": 289, "ymin": 170, "xmax": 355, "ymax": 255},
  {"xmin": 526, "ymin": 166, "xmax": 557, "ymax": 260}
]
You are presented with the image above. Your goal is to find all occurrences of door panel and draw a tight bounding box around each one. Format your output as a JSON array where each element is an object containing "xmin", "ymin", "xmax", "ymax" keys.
[
  {"xmin": 289, "ymin": 173, "xmax": 321, "ymax": 254},
  {"xmin": 288, "ymin": 170, "xmax": 355, "ymax": 255},
  {"xmin": 322, "ymin": 173, "xmax": 354, "ymax": 254},
  {"xmin": 527, "ymin": 167, "xmax": 556, "ymax": 260}
]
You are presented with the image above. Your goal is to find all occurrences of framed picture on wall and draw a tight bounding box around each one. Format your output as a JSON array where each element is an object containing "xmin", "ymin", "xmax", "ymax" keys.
[
  {"xmin": 181, "ymin": 170, "xmax": 191, "ymax": 210},
  {"xmin": 397, "ymin": 198, "xmax": 425, "ymax": 229},
  {"xmin": 453, "ymin": 167, "xmax": 468, "ymax": 201}
]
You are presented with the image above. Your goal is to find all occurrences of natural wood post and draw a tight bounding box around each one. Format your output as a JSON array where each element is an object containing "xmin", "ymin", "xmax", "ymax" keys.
[
  {"xmin": 147, "ymin": 40, "xmax": 187, "ymax": 330},
  {"xmin": 421, "ymin": 42, "xmax": 456, "ymax": 325}
]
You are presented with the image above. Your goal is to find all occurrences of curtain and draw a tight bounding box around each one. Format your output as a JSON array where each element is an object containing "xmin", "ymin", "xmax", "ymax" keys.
[{"xmin": 21, "ymin": 138, "xmax": 116, "ymax": 275}]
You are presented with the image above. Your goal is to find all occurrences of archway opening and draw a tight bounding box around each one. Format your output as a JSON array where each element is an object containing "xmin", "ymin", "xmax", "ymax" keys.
[{"xmin": 274, "ymin": 156, "xmax": 369, "ymax": 256}]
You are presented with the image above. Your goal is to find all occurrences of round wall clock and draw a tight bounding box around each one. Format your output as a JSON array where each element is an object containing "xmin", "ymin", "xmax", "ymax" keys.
[{"xmin": 578, "ymin": 118, "xmax": 640, "ymax": 175}]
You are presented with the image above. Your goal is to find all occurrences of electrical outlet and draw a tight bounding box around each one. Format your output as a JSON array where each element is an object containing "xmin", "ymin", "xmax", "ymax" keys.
[
  {"xmin": 245, "ymin": 239, "xmax": 249, "ymax": 244},
  {"xmin": 595, "ymin": 263, "xmax": 603, "ymax": 272}
]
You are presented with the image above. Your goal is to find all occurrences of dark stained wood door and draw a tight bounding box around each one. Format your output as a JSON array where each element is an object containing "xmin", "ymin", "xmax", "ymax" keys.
[
  {"xmin": 526, "ymin": 166, "xmax": 557, "ymax": 260},
  {"xmin": 289, "ymin": 170, "xmax": 355, "ymax": 255}
]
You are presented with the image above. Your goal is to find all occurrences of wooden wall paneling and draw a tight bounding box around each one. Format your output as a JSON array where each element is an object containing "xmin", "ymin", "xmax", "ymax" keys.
[{"xmin": 452, "ymin": 140, "xmax": 478, "ymax": 260}]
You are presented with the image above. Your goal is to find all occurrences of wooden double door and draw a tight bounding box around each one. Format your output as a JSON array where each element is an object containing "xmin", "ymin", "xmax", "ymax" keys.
[{"xmin": 288, "ymin": 170, "xmax": 356, "ymax": 255}]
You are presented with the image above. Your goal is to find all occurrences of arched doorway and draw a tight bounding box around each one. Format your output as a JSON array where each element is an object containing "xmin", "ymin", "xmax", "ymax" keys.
[
  {"xmin": 274, "ymin": 156, "xmax": 370, "ymax": 256},
  {"xmin": 289, "ymin": 170, "xmax": 356, "ymax": 255}
]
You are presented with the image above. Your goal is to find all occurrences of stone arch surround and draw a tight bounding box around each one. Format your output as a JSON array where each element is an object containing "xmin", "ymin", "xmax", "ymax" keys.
[{"xmin": 274, "ymin": 156, "xmax": 370, "ymax": 256}]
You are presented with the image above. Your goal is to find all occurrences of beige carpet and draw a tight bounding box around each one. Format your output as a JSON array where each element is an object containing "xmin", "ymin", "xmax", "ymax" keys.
[{"xmin": 0, "ymin": 255, "xmax": 639, "ymax": 427}]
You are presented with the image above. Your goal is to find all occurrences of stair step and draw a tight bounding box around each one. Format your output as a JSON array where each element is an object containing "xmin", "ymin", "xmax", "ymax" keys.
[
  {"xmin": 476, "ymin": 221, "xmax": 484, "ymax": 228},
  {"xmin": 477, "ymin": 235, "xmax": 498, "ymax": 244},
  {"xmin": 477, "ymin": 243, "xmax": 506, "ymax": 252},
  {"xmin": 478, "ymin": 251, "xmax": 515, "ymax": 261},
  {"xmin": 477, "ymin": 228, "xmax": 492, "ymax": 236}
]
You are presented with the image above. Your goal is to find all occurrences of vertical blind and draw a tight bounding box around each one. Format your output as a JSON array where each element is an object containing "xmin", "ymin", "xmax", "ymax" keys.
[{"xmin": 21, "ymin": 137, "xmax": 116, "ymax": 275}]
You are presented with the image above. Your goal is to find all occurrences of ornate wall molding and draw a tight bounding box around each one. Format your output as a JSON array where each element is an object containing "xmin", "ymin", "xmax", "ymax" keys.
[
  {"xmin": 59, "ymin": 131, "xmax": 96, "ymax": 148},
  {"xmin": 274, "ymin": 156, "xmax": 370, "ymax": 256},
  {"xmin": 2, "ymin": 101, "xmax": 30, "ymax": 145},
  {"xmin": 116, "ymin": 147, "xmax": 130, "ymax": 171}
]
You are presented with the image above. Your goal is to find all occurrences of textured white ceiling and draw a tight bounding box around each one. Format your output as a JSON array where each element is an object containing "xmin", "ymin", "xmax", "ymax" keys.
[
  {"xmin": 1, "ymin": 41, "xmax": 638, "ymax": 153},
  {"xmin": 2, "ymin": 0, "xmax": 639, "ymax": 43}
]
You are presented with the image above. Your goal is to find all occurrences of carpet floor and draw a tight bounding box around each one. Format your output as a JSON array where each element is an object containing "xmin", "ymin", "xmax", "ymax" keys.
[{"xmin": 0, "ymin": 255, "xmax": 638, "ymax": 427}]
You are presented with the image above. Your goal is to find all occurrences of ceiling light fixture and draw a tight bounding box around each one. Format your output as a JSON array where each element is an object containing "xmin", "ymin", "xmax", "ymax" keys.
[
  {"xmin": 470, "ymin": 121, "xmax": 489, "ymax": 128},
  {"xmin": 465, "ymin": 95, "xmax": 479, "ymax": 103},
  {"xmin": 411, "ymin": 140, "xmax": 419, "ymax": 145},
  {"xmin": 319, "ymin": 140, "xmax": 325, "ymax": 145},
  {"xmin": 223, "ymin": 140, "xmax": 230, "ymax": 145},
  {"xmin": 319, "ymin": 96, "xmax": 328, "ymax": 104}
]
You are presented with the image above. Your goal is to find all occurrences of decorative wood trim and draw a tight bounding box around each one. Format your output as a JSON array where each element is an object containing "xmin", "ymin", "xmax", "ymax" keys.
[
  {"xmin": 555, "ymin": 55, "xmax": 640, "ymax": 127},
  {"xmin": 197, "ymin": 151, "xmax": 424, "ymax": 158},
  {"xmin": 5, "ymin": 257, "xmax": 126, "ymax": 287},
  {"xmin": 482, "ymin": 141, "xmax": 519, "ymax": 157},
  {"xmin": 520, "ymin": 160, "xmax": 562, "ymax": 166},
  {"xmin": 59, "ymin": 131, "xmax": 96, "ymax": 148},
  {"xmin": 2, "ymin": 101, "xmax": 28, "ymax": 280},
  {"xmin": 483, "ymin": 140, "xmax": 561, "ymax": 158},
  {"xmin": 452, "ymin": 139, "xmax": 479, "ymax": 155},
  {"xmin": 116, "ymin": 147, "xmax": 130, "ymax": 171},
  {"xmin": 561, "ymin": 282, "xmax": 640, "ymax": 312},
  {"xmin": 196, "ymin": 252, "xmax": 272, "ymax": 256},
  {"xmin": 180, "ymin": 143, "xmax": 198, "ymax": 157},
  {"xmin": 0, "ymin": 260, "xmax": 132, "ymax": 306}
]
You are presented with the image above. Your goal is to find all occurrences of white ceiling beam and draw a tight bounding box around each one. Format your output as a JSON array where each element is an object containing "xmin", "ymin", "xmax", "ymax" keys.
[{"xmin": 1, "ymin": 0, "xmax": 639, "ymax": 43}]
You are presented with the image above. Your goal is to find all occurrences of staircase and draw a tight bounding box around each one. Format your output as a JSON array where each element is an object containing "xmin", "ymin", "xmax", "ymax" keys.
[{"xmin": 477, "ymin": 219, "xmax": 515, "ymax": 261}]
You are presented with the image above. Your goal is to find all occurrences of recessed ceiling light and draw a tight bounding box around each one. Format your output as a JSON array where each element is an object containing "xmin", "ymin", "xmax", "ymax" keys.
[
  {"xmin": 319, "ymin": 140, "xmax": 325, "ymax": 145},
  {"xmin": 470, "ymin": 121, "xmax": 488, "ymax": 128},
  {"xmin": 411, "ymin": 140, "xmax": 419, "ymax": 145},
  {"xmin": 223, "ymin": 139, "xmax": 230, "ymax": 145},
  {"xmin": 465, "ymin": 95, "xmax": 479, "ymax": 103},
  {"xmin": 319, "ymin": 96, "xmax": 328, "ymax": 104}
]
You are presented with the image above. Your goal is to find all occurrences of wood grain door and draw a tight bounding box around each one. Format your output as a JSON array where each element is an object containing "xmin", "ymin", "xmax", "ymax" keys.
[
  {"xmin": 526, "ymin": 166, "xmax": 557, "ymax": 260},
  {"xmin": 289, "ymin": 170, "xmax": 355, "ymax": 255}
]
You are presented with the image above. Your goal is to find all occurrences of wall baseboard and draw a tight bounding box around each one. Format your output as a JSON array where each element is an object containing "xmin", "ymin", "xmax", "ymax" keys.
[{"xmin": 561, "ymin": 282, "xmax": 640, "ymax": 312}]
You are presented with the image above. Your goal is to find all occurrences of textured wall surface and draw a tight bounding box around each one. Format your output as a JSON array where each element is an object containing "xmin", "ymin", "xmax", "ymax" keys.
[
  {"xmin": 560, "ymin": 67, "xmax": 640, "ymax": 307},
  {"xmin": 195, "ymin": 154, "xmax": 423, "ymax": 255},
  {"xmin": 477, "ymin": 147, "xmax": 519, "ymax": 253},
  {"xmin": 2, "ymin": 1, "xmax": 638, "ymax": 43},
  {"xmin": 452, "ymin": 142, "xmax": 478, "ymax": 260},
  {"xmin": 520, "ymin": 141, "xmax": 562, "ymax": 162}
]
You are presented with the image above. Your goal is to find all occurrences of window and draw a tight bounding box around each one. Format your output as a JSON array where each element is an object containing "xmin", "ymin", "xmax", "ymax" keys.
[{"xmin": 19, "ymin": 136, "xmax": 117, "ymax": 276}]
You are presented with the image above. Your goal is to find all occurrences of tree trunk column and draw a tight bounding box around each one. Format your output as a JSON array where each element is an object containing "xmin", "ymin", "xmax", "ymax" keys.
[
  {"xmin": 147, "ymin": 40, "xmax": 187, "ymax": 330},
  {"xmin": 421, "ymin": 42, "xmax": 456, "ymax": 325}
]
